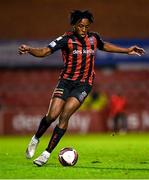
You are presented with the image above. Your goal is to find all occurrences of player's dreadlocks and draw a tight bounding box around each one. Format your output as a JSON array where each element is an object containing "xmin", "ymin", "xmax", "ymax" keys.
[{"xmin": 70, "ymin": 10, "xmax": 94, "ymax": 25}]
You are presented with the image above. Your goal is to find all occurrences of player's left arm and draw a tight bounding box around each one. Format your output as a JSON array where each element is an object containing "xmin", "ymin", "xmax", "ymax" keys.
[{"xmin": 103, "ymin": 42, "xmax": 145, "ymax": 56}]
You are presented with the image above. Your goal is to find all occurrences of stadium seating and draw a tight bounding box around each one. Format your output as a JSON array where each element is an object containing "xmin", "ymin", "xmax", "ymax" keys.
[{"xmin": 0, "ymin": 68, "xmax": 149, "ymax": 134}]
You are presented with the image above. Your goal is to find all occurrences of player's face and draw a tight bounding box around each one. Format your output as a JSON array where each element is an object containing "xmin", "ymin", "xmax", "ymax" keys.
[{"xmin": 74, "ymin": 18, "xmax": 90, "ymax": 38}]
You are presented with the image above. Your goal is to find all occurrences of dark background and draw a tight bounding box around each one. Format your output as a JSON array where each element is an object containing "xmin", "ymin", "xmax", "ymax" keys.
[{"xmin": 0, "ymin": 0, "xmax": 149, "ymax": 39}]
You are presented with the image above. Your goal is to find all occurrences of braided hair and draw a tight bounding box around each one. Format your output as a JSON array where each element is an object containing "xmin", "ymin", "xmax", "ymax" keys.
[{"xmin": 70, "ymin": 10, "xmax": 94, "ymax": 25}]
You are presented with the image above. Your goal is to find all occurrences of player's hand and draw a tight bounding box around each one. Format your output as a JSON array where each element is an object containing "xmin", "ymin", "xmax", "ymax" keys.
[
  {"xmin": 128, "ymin": 46, "xmax": 145, "ymax": 56},
  {"xmin": 18, "ymin": 44, "xmax": 30, "ymax": 55}
]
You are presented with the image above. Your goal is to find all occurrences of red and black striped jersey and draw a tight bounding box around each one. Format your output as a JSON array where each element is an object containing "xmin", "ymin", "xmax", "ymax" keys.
[{"xmin": 48, "ymin": 31, "xmax": 104, "ymax": 85}]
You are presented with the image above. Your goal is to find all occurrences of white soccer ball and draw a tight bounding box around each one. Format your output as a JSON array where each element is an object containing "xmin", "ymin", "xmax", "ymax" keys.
[{"xmin": 58, "ymin": 147, "xmax": 78, "ymax": 166}]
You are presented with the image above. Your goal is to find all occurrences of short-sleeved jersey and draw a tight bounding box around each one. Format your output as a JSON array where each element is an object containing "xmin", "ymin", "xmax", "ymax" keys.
[{"xmin": 48, "ymin": 31, "xmax": 104, "ymax": 85}]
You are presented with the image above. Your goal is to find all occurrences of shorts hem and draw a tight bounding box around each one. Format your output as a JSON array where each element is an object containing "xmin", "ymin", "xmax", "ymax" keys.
[{"xmin": 52, "ymin": 95, "xmax": 66, "ymax": 101}]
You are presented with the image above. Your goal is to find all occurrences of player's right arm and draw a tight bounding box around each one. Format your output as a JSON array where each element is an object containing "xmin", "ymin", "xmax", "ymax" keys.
[
  {"xmin": 19, "ymin": 34, "xmax": 68, "ymax": 58},
  {"xmin": 18, "ymin": 44, "xmax": 52, "ymax": 57}
]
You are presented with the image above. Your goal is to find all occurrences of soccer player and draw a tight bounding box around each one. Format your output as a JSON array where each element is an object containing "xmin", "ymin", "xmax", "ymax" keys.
[{"xmin": 18, "ymin": 10, "xmax": 145, "ymax": 166}]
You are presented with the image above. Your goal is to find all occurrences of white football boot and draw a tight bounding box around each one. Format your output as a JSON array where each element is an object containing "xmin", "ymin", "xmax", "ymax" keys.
[
  {"xmin": 26, "ymin": 135, "xmax": 39, "ymax": 159},
  {"xmin": 33, "ymin": 150, "xmax": 50, "ymax": 166}
]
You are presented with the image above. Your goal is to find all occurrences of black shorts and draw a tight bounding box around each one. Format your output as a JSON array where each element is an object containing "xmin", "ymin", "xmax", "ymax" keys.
[{"xmin": 52, "ymin": 79, "xmax": 92, "ymax": 103}]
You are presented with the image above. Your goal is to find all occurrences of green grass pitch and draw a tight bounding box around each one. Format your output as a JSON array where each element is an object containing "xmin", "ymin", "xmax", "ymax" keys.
[{"xmin": 0, "ymin": 133, "xmax": 149, "ymax": 179}]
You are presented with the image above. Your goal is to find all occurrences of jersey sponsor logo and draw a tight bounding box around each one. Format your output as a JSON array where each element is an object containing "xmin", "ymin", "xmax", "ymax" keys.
[
  {"xmin": 73, "ymin": 50, "xmax": 82, "ymax": 54},
  {"xmin": 49, "ymin": 41, "xmax": 56, "ymax": 47},
  {"xmin": 83, "ymin": 49, "xmax": 95, "ymax": 54},
  {"xmin": 73, "ymin": 49, "xmax": 95, "ymax": 55}
]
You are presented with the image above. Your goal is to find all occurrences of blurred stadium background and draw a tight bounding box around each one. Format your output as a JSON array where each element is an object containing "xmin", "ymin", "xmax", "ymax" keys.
[{"xmin": 0, "ymin": 0, "xmax": 149, "ymax": 135}]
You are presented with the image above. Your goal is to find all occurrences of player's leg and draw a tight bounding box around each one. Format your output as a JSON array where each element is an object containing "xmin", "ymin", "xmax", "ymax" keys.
[
  {"xmin": 26, "ymin": 97, "xmax": 65, "ymax": 159},
  {"xmin": 33, "ymin": 82, "xmax": 92, "ymax": 166},
  {"xmin": 35, "ymin": 97, "xmax": 65, "ymax": 139},
  {"xmin": 46, "ymin": 97, "xmax": 81, "ymax": 151},
  {"xmin": 34, "ymin": 79, "xmax": 69, "ymax": 140},
  {"xmin": 33, "ymin": 97, "xmax": 81, "ymax": 166},
  {"xmin": 26, "ymin": 79, "xmax": 68, "ymax": 159},
  {"xmin": 45, "ymin": 82, "xmax": 92, "ymax": 154}
]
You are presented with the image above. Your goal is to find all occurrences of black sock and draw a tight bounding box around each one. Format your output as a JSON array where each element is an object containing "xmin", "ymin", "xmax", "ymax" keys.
[
  {"xmin": 35, "ymin": 116, "xmax": 52, "ymax": 139},
  {"xmin": 46, "ymin": 125, "xmax": 66, "ymax": 153}
]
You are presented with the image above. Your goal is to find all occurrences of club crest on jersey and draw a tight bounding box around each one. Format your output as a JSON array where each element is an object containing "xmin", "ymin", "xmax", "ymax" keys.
[{"xmin": 89, "ymin": 37, "xmax": 94, "ymax": 45}]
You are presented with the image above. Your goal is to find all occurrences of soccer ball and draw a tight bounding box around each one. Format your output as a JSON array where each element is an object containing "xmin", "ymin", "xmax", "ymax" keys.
[{"xmin": 58, "ymin": 147, "xmax": 78, "ymax": 166}]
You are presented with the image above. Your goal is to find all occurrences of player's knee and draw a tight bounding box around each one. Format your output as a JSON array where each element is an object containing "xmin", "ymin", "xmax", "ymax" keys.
[
  {"xmin": 46, "ymin": 106, "xmax": 61, "ymax": 121},
  {"xmin": 59, "ymin": 112, "xmax": 70, "ymax": 121},
  {"xmin": 46, "ymin": 112, "xmax": 58, "ymax": 123}
]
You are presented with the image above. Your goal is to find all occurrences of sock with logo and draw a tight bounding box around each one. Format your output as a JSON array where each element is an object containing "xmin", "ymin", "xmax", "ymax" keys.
[{"xmin": 46, "ymin": 125, "xmax": 66, "ymax": 153}]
